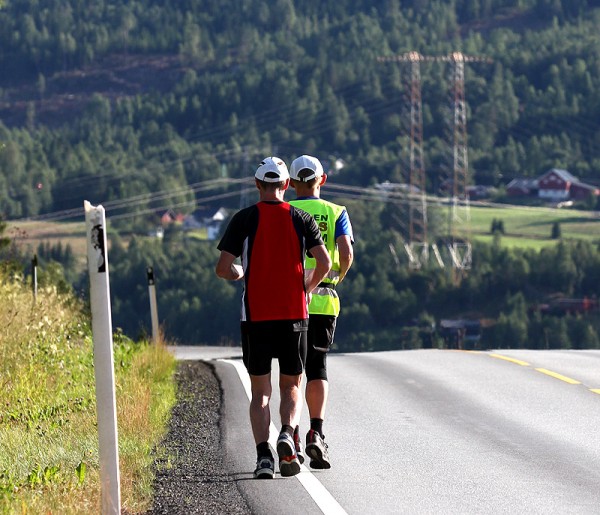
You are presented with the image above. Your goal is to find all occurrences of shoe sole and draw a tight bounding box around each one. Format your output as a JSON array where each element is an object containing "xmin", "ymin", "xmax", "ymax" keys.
[
  {"xmin": 277, "ymin": 437, "xmax": 295, "ymax": 458},
  {"xmin": 277, "ymin": 437, "xmax": 300, "ymax": 477},
  {"xmin": 254, "ymin": 468, "xmax": 274, "ymax": 479},
  {"xmin": 279, "ymin": 457, "xmax": 301, "ymax": 477},
  {"xmin": 306, "ymin": 444, "xmax": 331, "ymax": 469}
]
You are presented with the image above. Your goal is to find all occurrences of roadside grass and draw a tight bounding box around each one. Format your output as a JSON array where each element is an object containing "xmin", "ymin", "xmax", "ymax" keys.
[{"xmin": 0, "ymin": 271, "xmax": 176, "ymax": 513}]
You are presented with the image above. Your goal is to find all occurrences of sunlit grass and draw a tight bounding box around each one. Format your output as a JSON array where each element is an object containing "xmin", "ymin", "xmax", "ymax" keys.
[
  {"xmin": 471, "ymin": 233, "xmax": 559, "ymax": 251},
  {"xmin": 426, "ymin": 203, "xmax": 600, "ymax": 250},
  {"xmin": 6, "ymin": 220, "xmax": 88, "ymax": 271},
  {"xmin": 467, "ymin": 204, "xmax": 600, "ymax": 241},
  {"xmin": 117, "ymin": 342, "xmax": 176, "ymax": 513},
  {"xmin": 0, "ymin": 271, "xmax": 176, "ymax": 513}
]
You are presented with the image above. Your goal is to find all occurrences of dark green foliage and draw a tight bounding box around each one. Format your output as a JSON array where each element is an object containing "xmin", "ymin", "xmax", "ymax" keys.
[
  {"xmin": 0, "ymin": 216, "xmax": 9, "ymax": 252},
  {"xmin": 1, "ymin": 1, "xmax": 600, "ymax": 219},
  {"xmin": 35, "ymin": 241, "xmax": 79, "ymax": 286},
  {"xmin": 108, "ymin": 235, "xmax": 240, "ymax": 345},
  {"xmin": 490, "ymin": 218, "xmax": 505, "ymax": 235}
]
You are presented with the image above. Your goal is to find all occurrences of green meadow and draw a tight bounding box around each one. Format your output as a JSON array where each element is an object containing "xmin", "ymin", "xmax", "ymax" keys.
[{"xmin": 443, "ymin": 203, "xmax": 600, "ymax": 248}]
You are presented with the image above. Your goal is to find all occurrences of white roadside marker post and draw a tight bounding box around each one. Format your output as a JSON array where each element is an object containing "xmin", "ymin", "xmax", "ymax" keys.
[
  {"xmin": 84, "ymin": 201, "xmax": 121, "ymax": 515},
  {"xmin": 31, "ymin": 254, "xmax": 38, "ymax": 303},
  {"xmin": 147, "ymin": 266, "xmax": 160, "ymax": 344}
]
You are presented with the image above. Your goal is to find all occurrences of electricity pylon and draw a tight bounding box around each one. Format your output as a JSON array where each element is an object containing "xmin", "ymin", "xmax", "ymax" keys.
[
  {"xmin": 377, "ymin": 52, "xmax": 429, "ymax": 268},
  {"xmin": 440, "ymin": 52, "xmax": 492, "ymax": 270},
  {"xmin": 378, "ymin": 51, "xmax": 491, "ymax": 270}
]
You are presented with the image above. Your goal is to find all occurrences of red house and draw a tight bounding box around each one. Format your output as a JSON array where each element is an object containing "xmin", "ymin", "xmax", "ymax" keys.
[
  {"xmin": 538, "ymin": 169, "xmax": 575, "ymax": 201},
  {"xmin": 158, "ymin": 209, "xmax": 177, "ymax": 226},
  {"xmin": 506, "ymin": 178, "xmax": 538, "ymax": 197},
  {"xmin": 538, "ymin": 168, "xmax": 599, "ymax": 202},
  {"xmin": 570, "ymin": 182, "xmax": 600, "ymax": 201}
]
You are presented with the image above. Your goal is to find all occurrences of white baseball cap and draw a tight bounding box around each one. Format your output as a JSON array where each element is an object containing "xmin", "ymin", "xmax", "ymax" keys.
[
  {"xmin": 255, "ymin": 157, "xmax": 289, "ymax": 182},
  {"xmin": 290, "ymin": 155, "xmax": 324, "ymax": 182}
]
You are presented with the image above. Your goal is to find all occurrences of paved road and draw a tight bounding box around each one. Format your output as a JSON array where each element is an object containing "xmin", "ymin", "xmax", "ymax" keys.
[{"xmin": 170, "ymin": 347, "xmax": 600, "ymax": 514}]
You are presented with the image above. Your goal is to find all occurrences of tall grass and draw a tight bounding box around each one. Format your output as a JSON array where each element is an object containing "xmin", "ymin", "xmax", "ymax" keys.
[{"xmin": 0, "ymin": 270, "xmax": 176, "ymax": 513}]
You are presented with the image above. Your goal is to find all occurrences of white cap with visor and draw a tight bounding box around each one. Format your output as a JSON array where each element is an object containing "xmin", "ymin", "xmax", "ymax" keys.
[
  {"xmin": 290, "ymin": 155, "xmax": 324, "ymax": 182},
  {"xmin": 255, "ymin": 157, "xmax": 289, "ymax": 182}
]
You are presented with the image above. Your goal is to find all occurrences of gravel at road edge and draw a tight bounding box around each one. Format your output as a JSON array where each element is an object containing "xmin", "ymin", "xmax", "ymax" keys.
[{"xmin": 147, "ymin": 360, "xmax": 251, "ymax": 514}]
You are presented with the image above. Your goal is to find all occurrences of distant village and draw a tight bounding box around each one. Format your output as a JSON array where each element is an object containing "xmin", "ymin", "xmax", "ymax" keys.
[
  {"xmin": 377, "ymin": 167, "xmax": 600, "ymax": 205},
  {"xmin": 149, "ymin": 206, "xmax": 230, "ymax": 241}
]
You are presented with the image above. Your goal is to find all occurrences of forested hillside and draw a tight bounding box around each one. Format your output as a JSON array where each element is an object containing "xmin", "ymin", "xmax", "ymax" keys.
[
  {"xmin": 1, "ymin": 0, "xmax": 599, "ymax": 349},
  {"xmin": 1, "ymin": 0, "xmax": 600, "ymax": 218}
]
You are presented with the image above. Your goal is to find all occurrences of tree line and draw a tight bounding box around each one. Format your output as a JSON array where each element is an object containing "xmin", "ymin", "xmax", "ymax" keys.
[{"xmin": 1, "ymin": 0, "xmax": 600, "ymax": 221}]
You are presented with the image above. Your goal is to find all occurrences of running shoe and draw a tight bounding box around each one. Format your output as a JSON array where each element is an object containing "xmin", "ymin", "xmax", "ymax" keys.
[
  {"xmin": 294, "ymin": 430, "xmax": 305, "ymax": 465},
  {"xmin": 276, "ymin": 432, "xmax": 301, "ymax": 477},
  {"xmin": 305, "ymin": 429, "xmax": 331, "ymax": 469},
  {"xmin": 254, "ymin": 456, "xmax": 274, "ymax": 479}
]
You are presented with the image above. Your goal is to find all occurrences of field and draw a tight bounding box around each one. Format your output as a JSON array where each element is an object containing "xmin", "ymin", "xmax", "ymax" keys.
[
  {"xmin": 7, "ymin": 219, "xmax": 88, "ymax": 268},
  {"xmin": 433, "ymin": 202, "xmax": 600, "ymax": 248},
  {"xmin": 7, "ymin": 203, "xmax": 600, "ymax": 265}
]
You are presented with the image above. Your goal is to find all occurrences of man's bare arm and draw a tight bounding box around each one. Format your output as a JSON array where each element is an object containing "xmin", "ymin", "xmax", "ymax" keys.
[
  {"xmin": 215, "ymin": 251, "xmax": 244, "ymax": 280},
  {"xmin": 336, "ymin": 234, "xmax": 354, "ymax": 283}
]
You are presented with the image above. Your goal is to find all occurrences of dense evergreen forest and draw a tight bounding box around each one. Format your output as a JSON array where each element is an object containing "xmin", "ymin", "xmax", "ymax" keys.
[{"xmin": 1, "ymin": 0, "xmax": 599, "ymax": 349}]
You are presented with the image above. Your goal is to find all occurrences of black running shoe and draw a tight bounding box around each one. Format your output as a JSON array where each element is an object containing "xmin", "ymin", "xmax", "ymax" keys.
[
  {"xmin": 305, "ymin": 429, "xmax": 331, "ymax": 470},
  {"xmin": 254, "ymin": 456, "xmax": 274, "ymax": 479},
  {"xmin": 276, "ymin": 432, "xmax": 301, "ymax": 477}
]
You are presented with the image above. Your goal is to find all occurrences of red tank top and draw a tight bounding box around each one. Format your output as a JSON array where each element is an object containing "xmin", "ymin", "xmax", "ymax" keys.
[{"xmin": 245, "ymin": 202, "xmax": 307, "ymax": 321}]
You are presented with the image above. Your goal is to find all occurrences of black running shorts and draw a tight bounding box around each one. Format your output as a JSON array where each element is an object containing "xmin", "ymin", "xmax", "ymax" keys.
[
  {"xmin": 305, "ymin": 315, "xmax": 337, "ymax": 382},
  {"xmin": 241, "ymin": 319, "xmax": 308, "ymax": 376}
]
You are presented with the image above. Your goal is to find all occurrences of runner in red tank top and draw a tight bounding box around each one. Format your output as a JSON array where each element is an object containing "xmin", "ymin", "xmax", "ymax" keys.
[{"xmin": 216, "ymin": 156, "xmax": 331, "ymax": 479}]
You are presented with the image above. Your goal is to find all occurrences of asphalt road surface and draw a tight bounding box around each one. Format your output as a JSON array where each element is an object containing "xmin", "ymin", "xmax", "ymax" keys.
[{"xmin": 172, "ymin": 347, "xmax": 600, "ymax": 514}]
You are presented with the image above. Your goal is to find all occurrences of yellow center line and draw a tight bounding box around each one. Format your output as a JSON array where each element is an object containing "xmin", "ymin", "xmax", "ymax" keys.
[
  {"xmin": 535, "ymin": 368, "xmax": 581, "ymax": 385},
  {"xmin": 489, "ymin": 353, "xmax": 530, "ymax": 366},
  {"xmin": 487, "ymin": 354, "xmax": 597, "ymax": 393}
]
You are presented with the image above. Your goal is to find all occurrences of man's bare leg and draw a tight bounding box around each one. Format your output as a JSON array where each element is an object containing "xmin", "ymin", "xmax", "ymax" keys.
[
  {"xmin": 249, "ymin": 373, "xmax": 272, "ymax": 444},
  {"xmin": 279, "ymin": 373, "xmax": 303, "ymax": 427},
  {"xmin": 306, "ymin": 378, "xmax": 328, "ymax": 420},
  {"xmin": 276, "ymin": 373, "xmax": 303, "ymax": 477}
]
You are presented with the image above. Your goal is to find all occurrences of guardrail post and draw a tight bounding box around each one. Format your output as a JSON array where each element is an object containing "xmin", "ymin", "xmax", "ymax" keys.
[{"xmin": 84, "ymin": 201, "xmax": 121, "ymax": 515}]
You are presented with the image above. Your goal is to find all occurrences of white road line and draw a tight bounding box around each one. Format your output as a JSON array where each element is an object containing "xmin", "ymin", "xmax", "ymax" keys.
[{"xmin": 220, "ymin": 359, "xmax": 348, "ymax": 515}]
